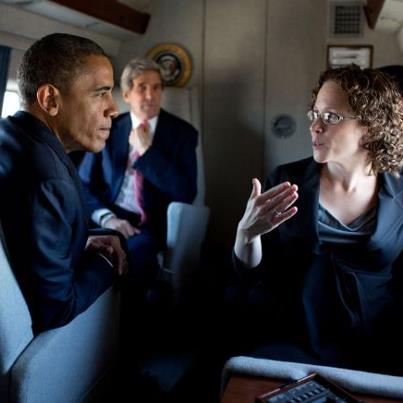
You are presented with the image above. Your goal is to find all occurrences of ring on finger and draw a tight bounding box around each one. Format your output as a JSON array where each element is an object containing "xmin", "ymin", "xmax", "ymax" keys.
[{"xmin": 273, "ymin": 209, "xmax": 282, "ymax": 217}]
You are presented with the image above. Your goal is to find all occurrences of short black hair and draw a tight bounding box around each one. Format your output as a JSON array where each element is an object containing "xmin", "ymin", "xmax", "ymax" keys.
[
  {"xmin": 18, "ymin": 33, "xmax": 108, "ymax": 106},
  {"xmin": 378, "ymin": 65, "xmax": 403, "ymax": 95}
]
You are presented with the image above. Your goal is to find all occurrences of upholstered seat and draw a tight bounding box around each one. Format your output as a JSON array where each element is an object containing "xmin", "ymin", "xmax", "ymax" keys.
[
  {"xmin": 0, "ymin": 222, "xmax": 120, "ymax": 403},
  {"xmin": 160, "ymin": 86, "xmax": 210, "ymax": 296},
  {"xmin": 222, "ymin": 356, "xmax": 403, "ymax": 400}
]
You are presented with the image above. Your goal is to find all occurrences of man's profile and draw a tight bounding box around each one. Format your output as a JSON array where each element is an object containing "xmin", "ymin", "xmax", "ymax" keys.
[{"xmin": 0, "ymin": 33, "xmax": 126, "ymax": 334}]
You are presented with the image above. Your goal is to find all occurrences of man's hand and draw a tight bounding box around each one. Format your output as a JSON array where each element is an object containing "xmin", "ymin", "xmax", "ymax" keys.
[
  {"xmin": 103, "ymin": 217, "xmax": 140, "ymax": 239},
  {"xmin": 129, "ymin": 122, "xmax": 152, "ymax": 155},
  {"xmin": 86, "ymin": 235, "xmax": 128, "ymax": 275}
]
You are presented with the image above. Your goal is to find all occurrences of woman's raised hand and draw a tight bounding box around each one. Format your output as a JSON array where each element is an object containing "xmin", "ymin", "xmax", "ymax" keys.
[{"xmin": 237, "ymin": 178, "xmax": 298, "ymax": 243}]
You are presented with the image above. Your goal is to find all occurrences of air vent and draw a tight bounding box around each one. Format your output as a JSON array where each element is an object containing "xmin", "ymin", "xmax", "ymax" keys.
[{"xmin": 330, "ymin": 2, "xmax": 363, "ymax": 37}]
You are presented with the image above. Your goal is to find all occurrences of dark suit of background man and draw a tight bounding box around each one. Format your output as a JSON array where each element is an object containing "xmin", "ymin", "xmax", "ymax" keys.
[
  {"xmin": 79, "ymin": 57, "xmax": 198, "ymax": 286},
  {"xmin": 0, "ymin": 33, "xmax": 127, "ymax": 335}
]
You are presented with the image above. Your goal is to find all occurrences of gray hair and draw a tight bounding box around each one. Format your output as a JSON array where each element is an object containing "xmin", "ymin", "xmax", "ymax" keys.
[
  {"xmin": 120, "ymin": 57, "xmax": 163, "ymax": 92},
  {"xmin": 18, "ymin": 33, "xmax": 108, "ymax": 107}
]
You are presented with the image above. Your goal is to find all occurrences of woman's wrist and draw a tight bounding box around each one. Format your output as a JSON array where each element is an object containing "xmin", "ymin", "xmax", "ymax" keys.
[
  {"xmin": 236, "ymin": 225, "xmax": 257, "ymax": 245},
  {"xmin": 234, "ymin": 228, "xmax": 262, "ymax": 268}
]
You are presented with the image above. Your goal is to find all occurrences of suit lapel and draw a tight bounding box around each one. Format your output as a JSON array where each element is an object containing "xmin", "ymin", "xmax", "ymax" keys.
[
  {"xmin": 368, "ymin": 172, "xmax": 403, "ymax": 249},
  {"xmin": 296, "ymin": 160, "xmax": 321, "ymax": 249},
  {"xmin": 152, "ymin": 109, "xmax": 169, "ymax": 148},
  {"xmin": 12, "ymin": 112, "xmax": 88, "ymax": 224},
  {"xmin": 108, "ymin": 113, "xmax": 131, "ymax": 180}
]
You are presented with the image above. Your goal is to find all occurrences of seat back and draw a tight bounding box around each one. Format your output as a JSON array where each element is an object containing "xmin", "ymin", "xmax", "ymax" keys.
[
  {"xmin": 160, "ymin": 87, "xmax": 210, "ymax": 294},
  {"xmin": 0, "ymin": 220, "xmax": 120, "ymax": 403},
  {"xmin": 0, "ymin": 222, "xmax": 34, "ymax": 402}
]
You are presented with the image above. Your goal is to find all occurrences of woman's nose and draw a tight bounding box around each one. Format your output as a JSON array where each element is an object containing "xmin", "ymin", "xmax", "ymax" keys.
[{"xmin": 310, "ymin": 117, "xmax": 324, "ymax": 133}]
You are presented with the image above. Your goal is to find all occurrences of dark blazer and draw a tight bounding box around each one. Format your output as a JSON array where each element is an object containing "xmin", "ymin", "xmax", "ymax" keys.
[
  {"xmin": 78, "ymin": 109, "xmax": 198, "ymax": 242},
  {"xmin": 235, "ymin": 157, "xmax": 403, "ymax": 369},
  {"xmin": 0, "ymin": 112, "xmax": 114, "ymax": 334}
]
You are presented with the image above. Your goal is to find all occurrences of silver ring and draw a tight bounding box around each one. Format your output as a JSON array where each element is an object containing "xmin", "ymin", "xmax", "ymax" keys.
[{"xmin": 274, "ymin": 209, "xmax": 282, "ymax": 217}]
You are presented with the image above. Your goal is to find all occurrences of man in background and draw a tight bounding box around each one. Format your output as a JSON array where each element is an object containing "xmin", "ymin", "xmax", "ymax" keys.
[
  {"xmin": 0, "ymin": 33, "xmax": 126, "ymax": 334},
  {"xmin": 79, "ymin": 57, "xmax": 198, "ymax": 290}
]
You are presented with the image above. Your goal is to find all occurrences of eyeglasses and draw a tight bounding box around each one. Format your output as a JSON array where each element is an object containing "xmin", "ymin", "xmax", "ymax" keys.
[{"xmin": 307, "ymin": 110, "xmax": 357, "ymax": 125}]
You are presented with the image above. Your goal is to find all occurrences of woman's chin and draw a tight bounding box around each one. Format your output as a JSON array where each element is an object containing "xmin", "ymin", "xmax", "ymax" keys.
[{"xmin": 312, "ymin": 150, "xmax": 327, "ymax": 164}]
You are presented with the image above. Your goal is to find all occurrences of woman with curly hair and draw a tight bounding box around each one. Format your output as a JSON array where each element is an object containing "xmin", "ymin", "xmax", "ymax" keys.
[{"xmin": 232, "ymin": 64, "xmax": 403, "ymax": 374}]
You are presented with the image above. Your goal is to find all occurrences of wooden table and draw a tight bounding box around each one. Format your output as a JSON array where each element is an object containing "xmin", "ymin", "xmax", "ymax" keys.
[{"xmin": 221, "ymin": 373, "xmax": 403, "ymax": 403}]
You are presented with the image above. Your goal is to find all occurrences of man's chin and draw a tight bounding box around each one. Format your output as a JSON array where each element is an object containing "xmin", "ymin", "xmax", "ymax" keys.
[
  {"xmin": 141, "ymin": 108, "xmax": 159, "ymax": 120},
  {"xmin": 87, "ymin": 139, "xmax": 107, "ymax": 153},
  {"xmin": 94, "ymin": 142, "xmax": 107, "ymax": 153}
]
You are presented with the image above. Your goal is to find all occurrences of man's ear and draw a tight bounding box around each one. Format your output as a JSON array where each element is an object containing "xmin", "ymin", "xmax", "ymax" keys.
[
  {"xmin": 122, "ymin": 88, "xmax": 135, "ymax": 104},
  {"xmin": 36, "ymin": 84, "xmax": 61, "ymax": 116}
]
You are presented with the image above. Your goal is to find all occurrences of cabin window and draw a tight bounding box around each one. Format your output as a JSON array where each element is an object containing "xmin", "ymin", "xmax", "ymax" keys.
[{"xmin": 1, "ymin": 90, "xmax": 20, "ymax": 118}]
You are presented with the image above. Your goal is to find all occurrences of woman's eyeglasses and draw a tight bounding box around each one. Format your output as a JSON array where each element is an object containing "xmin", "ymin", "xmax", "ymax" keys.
[{"xmin": 307, "ymin": 110, "xmax": 357, "ymax": 125}]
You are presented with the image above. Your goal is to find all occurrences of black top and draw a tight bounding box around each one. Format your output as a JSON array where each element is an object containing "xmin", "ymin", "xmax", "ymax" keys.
[{"xmin": 234, "ymin": 157, "xmax": 403, "ymax": 373}]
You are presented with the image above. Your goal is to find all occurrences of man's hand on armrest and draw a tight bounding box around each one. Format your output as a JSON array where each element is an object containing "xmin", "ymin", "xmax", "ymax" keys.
[
  {"xmin": 102, "ymin": 217, "xmax": 140, "ymax": 239},
  {"xmin": 86, "ymin": 235, "xmax": 128, "ymax": 276}
]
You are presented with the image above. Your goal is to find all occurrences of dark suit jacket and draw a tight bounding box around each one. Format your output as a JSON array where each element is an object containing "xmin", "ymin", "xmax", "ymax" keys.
[
  {"xmin": 234, "ymin": 157, "xmax": 403, "ymax": 369},
  {"xmin": 78, "ymin": 109, "xmax": 198, "ymax": 243},
  {"xmin": 0, "ymin": 112, "xmax": 114, "ymax": 334}
]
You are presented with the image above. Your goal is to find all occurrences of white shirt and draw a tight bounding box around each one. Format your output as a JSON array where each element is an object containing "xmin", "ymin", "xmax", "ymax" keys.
[{"xmin": 92, "ymin": 113, "xmax": 158, "ymax": 226}]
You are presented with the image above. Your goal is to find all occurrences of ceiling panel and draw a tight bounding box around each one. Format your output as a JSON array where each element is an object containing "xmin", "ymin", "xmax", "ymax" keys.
[{"xmin": 0, "ymin": 0, "xmax": 150, "ymax": 40}]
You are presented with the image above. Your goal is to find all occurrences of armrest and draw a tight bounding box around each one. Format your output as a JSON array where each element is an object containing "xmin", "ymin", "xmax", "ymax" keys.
[
  {"xmin": 163, "ymin": 202, "xmax": 209, "ymax": 290},
  {"xmin": 222, "ymin": 356, "xmax": 403, "ymax": 400},
  {"xmin": 10, "ymin": 287, "xmax": 120, "ymax": 403}
]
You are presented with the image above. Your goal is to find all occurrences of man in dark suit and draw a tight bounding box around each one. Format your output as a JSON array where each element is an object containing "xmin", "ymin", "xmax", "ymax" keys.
[
  {"xmin": 0, "ymin": 33, "xmax": 126, "ymax": 335},
  {"xmin": 79, "ymin": 57, "xmax": 198, "ymax": 285}
]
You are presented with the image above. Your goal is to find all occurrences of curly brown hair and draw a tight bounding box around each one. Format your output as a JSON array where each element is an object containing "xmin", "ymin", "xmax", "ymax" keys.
[{"xmin": 311, "ymin": 64, "xmax": 403, "ymax": 174}]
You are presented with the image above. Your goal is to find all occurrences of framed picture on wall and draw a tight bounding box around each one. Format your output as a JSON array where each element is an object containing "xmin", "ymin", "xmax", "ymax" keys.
[{"xmin": 327, "ymin": 45, "xmax": 373, "ymax": 69}]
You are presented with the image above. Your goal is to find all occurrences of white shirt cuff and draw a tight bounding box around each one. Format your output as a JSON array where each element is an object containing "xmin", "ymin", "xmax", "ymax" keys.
[{"xmin": 92, "ymin": 208, "xmax": 115, "ymax": 226}]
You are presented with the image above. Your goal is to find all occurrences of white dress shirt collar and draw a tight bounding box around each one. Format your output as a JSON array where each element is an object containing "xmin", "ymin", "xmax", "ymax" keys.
[{"xmin": 130, "ymin": 112, "xmax": 158, "ymax": 135}]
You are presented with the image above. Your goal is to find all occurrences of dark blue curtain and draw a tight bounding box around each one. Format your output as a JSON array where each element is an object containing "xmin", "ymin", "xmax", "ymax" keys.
[{"xmin": 0, "ymin": 46, "xmax": 11, "ymax": 116}]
